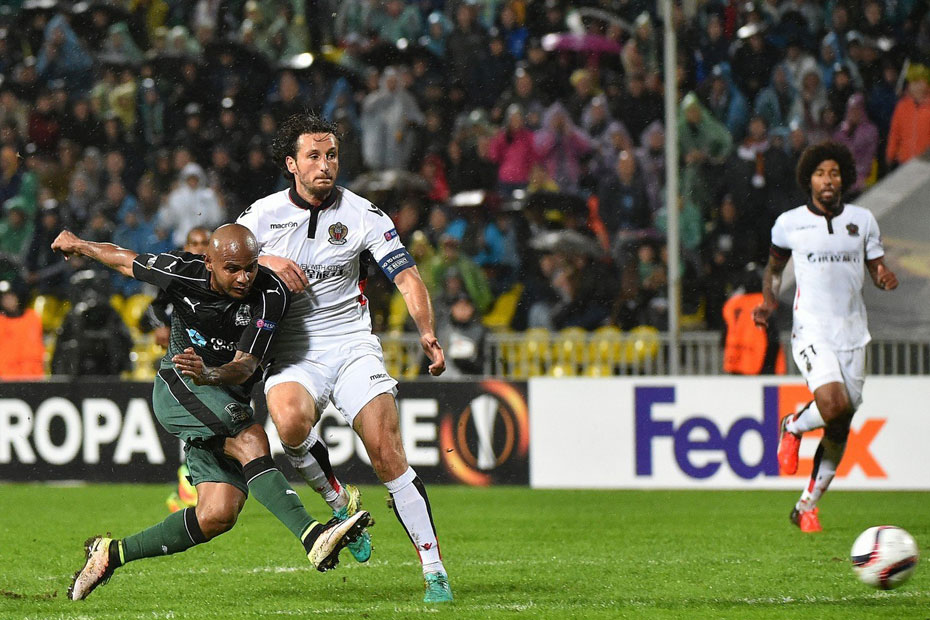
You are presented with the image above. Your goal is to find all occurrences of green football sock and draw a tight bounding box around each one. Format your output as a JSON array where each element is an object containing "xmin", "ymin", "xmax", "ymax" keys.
[
  {"xmin": 119, "ymin": 507, "xmax": 206, "ymax": 564},
  {"xmin": 243, "ymin": 456, "xmax": 316, "ymax": 543}
]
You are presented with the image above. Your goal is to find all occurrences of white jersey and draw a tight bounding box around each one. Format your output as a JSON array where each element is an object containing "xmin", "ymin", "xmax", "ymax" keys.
[
  {"xmin": 771, "ymin": 202, "xmax": 884, "ymax": 350},
  {"xmin": 237, "ymin": 186, "xmax": 414, "ymax": 336}
]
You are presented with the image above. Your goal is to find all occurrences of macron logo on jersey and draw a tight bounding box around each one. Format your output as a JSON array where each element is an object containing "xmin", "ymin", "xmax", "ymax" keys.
[
  {"xmin": 270, "ymin": 222, "xmax": 300, "ymax": 230},
  {"xmin": 384, "ymin": 228, "xmax": 398, "ymax": 241}
]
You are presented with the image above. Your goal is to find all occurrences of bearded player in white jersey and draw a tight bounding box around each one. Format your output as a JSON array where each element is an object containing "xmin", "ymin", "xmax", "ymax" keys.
[
  {"xmin": 753, "ymin": 141, "xmax": 898, "ymax": 533},
  {"xmin": 237, "ymin": 113, "xmax": 452, "ymax": 602}
]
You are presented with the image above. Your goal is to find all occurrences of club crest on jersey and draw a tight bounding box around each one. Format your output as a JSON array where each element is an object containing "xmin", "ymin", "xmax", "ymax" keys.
[
  {"xmin": 328, "ymin": 222, "xmax": 348, "ymax": 245},
  {"xmin": 224, "ymin": 402, "xmax": 250, "ymax": 424},
  {"xmin": 235, "ymin": 304, "xmax": 251, "ymax": 326},
  {"xmin": 847, "ymin": 223, "xmax": 859, "ymax": 237}
]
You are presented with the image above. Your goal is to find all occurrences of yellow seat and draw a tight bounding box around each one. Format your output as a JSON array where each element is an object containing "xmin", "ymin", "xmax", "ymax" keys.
[
  {"xmin": 381, "ymin": 337, "xmax": 406, "ymax": 378},
  {"xmin": 110, "ymin": 294, "xmax": 126, "ymax": 315},
  {"xmin": 625, "ymin": 325, "xmax": 661, "ymax": 364},
  {"xmin": 121, "ymin": 294, "xmax": 155, "ymax": 330},
  {"xmin": 679, "ymin": 297, "xmax": 706, "ymax": 330},
  {"xmin": 32, "ymin": 294, "xmax": 68, "ymax": 332},
  {"xmin": 387, "ymin": 291, "xmax": 410, "ymax": 332},
  {"xmin": 548, "ymin": 362, "xmax": 577, "ymax": 377},
  {"xmin": 588, "ymin": 326, "xmax": 624, "ymax": 365},
  {"xmin": 523, "ymin": 327, "xmax": 551, "ymax": 355},
  {"xmin": 584, "ymin": 363, "xmax": 614, "ymax": 377},
  {"xmin": 482, "ymin": 284, "xmax": 524, "ymax": 331},
  {"xmin": 552, "ymin": 326, "xmax": 587, "ymax": 365}
]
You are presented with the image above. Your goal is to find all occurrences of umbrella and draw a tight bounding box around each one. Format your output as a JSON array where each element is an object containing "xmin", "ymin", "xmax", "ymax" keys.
[
  {"xmin": 569, "ymin": 8, "xmax": 634, "ymax": 35},
  {"xmin": 541, "ymin": 33, "xmax": 622, "ymax": 55},
  {"xmin": 278, "ymin": 52, "xmax": 365, "ymax": 90},
  {"xmin": 529, "ymin": 229, "xmax": 603, "ymax": 257},
  {"xmin": 349, "ymin": 169, "xmax": 430, "ymax": 195},
  {"xmin": 359, "ymin": 39, "xmax": 442, "ymax": 70},
  {"xmin": 205, "ymin": 38, "xmax": 271, "ymax": 75}
]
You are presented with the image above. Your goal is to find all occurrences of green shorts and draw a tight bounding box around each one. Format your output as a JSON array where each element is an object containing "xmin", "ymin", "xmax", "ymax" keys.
[{"xmin": 153, "ymin": 365, "xmax": 256, "ymax": 494}]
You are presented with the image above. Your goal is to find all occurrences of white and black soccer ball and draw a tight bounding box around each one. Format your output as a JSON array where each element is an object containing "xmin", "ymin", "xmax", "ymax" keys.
[{"xmin": 850, "ymin": 526, "xmax": 919, "ymax": 590}]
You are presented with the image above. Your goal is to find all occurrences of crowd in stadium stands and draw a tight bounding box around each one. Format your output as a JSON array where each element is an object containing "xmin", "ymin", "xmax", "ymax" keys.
[{"xmin": 1, "ymin": 0, "xmax": 930, "ymax": 378}]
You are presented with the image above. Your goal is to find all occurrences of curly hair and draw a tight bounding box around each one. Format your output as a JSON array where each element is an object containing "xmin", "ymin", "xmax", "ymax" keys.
[
  {"xmin": 795, "ymin": 140, "xmax": 857, "ymax": 196},
  {"xmin": 271, "ymin": 112, "xmax": 339, "ymax": 176}
]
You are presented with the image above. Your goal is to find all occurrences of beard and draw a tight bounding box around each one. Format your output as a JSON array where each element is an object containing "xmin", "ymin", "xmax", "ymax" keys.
[{"xmin": 817, "ymin": 188, "xmax": 841, "ymax": 212}]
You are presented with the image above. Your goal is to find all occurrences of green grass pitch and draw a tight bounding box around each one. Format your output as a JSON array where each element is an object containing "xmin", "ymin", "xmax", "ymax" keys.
[{"xmin": 1, "ymin": 484, "xmax": 928, "ymax": 619}]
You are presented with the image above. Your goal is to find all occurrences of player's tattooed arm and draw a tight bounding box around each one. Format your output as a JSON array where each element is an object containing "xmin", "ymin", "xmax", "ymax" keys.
[
  {"xmin": 752, "ymin": 253, "xmax": 789, "ymax": 328},
  {"xmin": 172, "ymin": 348, "xmax": 260, "ymax": 386},
  {"xmin": 50, "ymin": 230, "xmax": 137, "ymax": 277},
  {"xmin": 866, "ymin": 257, "xmax": 898, "ymax": 291}
]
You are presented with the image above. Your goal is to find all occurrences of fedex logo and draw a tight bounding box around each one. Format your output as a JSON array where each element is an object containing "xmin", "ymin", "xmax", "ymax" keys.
[{"xmin": 635, "ymin": 385, "xmax": 886, "ymax": 480}]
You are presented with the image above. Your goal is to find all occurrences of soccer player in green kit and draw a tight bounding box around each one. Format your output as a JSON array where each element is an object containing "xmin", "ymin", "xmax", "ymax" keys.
[{"xmin": 53, "ymin": 224, "xmax": 371, "ymax": 601}]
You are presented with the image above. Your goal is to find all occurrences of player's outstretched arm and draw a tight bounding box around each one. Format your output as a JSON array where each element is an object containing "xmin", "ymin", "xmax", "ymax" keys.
[
  {"xmin": 866, "ymin": 257, "xmax": 898, "ymax": 291},
  {"xmin": 394, "ymin": 266, "xmax": 445, "ymax": 376},
  {"xmin": 51, "ymin": 230, "xmax": 137, "ymax": 277},
  {"xmin": 171, "ymin": 347, "xmax": 260, "ymax": 386},
  {"xmin": 752, "ymin": 253, "xmax": 789, "ymax": 328},
  {"xmin": 258, "ymin": 254, "xmax": 309, "ymax": 293}
]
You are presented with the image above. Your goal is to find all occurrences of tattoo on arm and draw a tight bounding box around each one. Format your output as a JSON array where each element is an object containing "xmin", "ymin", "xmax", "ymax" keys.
[{"xmin": 199, "ymin": 351, "xmax": 260, "ymax": 386}]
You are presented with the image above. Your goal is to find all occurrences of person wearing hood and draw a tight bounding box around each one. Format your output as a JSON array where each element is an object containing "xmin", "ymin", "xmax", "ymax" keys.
[
  {"xmin": 360, "ymin": 67, "xmax": 425, "ymax": 171},
  {"xmin": 754, "ymin": 62, "xmax": 798, "ymax": 131},
  {"xmin": 833, "ymin": 93, "xmax": 878, "ymax": 198},
  {"xmin": 678, "ymin": 92, "xmax": 732, "ymax": 213},
  {"xmin": 534, "ymin": 103, "xmax": 593, "ymax": 195},
  {"xmin": 36, "ymin": 14, "xmax": 93, "ymax": 93},
  {"xmin": 159, "ymin": 163, "xmax": 224, "ymax": 246},
  {"xmin": 697, "ymin": 64, "xmax": 750, "ymax": 143},
  {"xmin": 789, "ymin": 65, "xmax": 828, "ymax": 137},
  {"xmin": 635, "ymin": 121, "xmax": 666, "ymax": 214},
  {"xmin": 102, "ymin": 22, "xmax": 145, "ymax": 64}
]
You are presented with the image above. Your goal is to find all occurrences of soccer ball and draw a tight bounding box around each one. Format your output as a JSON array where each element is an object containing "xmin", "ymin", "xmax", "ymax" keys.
[{"xmin": 850, "ymin": 526, "xmax": 919, "ymax": 590}]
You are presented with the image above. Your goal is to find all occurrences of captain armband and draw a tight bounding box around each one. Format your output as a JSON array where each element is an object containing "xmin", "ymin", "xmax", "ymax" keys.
[{"xmin": 378, "ymin": 248, "xmax": 416, "ymax": 281}]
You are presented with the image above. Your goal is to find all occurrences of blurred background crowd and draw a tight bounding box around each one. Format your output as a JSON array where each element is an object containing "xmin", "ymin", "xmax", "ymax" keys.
[{"xmin": 1, "ymin": 0, "xmax": 930, "ymax": 379}]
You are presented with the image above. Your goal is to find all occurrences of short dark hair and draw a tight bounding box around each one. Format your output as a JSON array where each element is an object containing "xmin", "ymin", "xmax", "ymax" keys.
[
  {"xmin": 271, "ymin": 112, "xmax": 339, "ymax": 176},
  {"xmin": 795, "ymin": 140, "xmax": 856, "ymax": 194}
]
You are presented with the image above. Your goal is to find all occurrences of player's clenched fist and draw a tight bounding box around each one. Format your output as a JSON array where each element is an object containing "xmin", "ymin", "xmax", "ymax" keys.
[{"xmin": 51, "ymin": 230, "xmax": 83, "ymax": 257}]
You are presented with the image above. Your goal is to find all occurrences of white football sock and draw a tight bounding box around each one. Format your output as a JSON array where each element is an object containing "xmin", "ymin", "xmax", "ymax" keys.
[
  {"xmin": 796, "ymin": 438, "xmax": 845, "ymax": 511},
  {"xmin": 385, "ymin": 467, "xmax": 445, "ymax": 575},
  {"xmin": 282, "ymin": 429, "xmax": 346, "ymax": 511},
  {"xmin": 786, "ymin": 401, "xmax": 825, "ymax": 435}
]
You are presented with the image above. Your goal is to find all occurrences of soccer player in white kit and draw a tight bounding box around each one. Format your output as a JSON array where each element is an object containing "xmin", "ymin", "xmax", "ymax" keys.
[
  {"xmin": 752, "ymin": 142, "xmax": 898, "ymax": 532},
  {"xmin": 236, "ymin": 113, "xmax": 453, "ymax": 602}
]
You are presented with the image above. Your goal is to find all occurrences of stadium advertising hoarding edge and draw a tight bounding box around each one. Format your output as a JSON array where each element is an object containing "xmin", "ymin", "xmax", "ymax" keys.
[
  {"xmin": 529, "ymin": 377, "xmax": 930, "ymax": 490},
  {"xmin": 0, "ymin": 380, "xmax": 529, "ymax": 486}
]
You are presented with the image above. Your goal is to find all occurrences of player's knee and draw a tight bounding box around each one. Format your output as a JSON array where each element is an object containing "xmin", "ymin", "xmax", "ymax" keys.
[
  {"xmin": 270, "ymin": 400, "xmax": 314, "ymax": 446},
  {"xmin": 817, "ymin": 390, "xmax": 853, "ymax": 421},
  {"xmin": 196, "ymin": 504, "xmax": 239, "ymax": 539}
]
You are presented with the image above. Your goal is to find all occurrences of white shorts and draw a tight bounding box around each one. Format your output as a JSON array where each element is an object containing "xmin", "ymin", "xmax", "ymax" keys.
[
  {"xmin": 263, "ymin": 331, "xmax": 398, "ymax": 426},
  {"xmin": 792, "ymin": 341, "xmax": 866, "ymax": 410}
]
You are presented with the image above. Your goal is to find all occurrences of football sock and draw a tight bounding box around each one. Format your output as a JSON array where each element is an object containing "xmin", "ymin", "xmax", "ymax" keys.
[
  {"xmin": 385, "ymin": 467, "xmax": 445, "ymax": 575},
  {"xmin": 243, "ymin": 455, "xmax": 315, "ymax": 541},
  {"xmin": 282, "ymin": 430, "xmax": 347, "ymax": 511},
  {"xmin": 118, "ymin": 507, "xmax": 206, "ymax": 564},
  {"xmin": 796, "ymin": 437, "xmax": 846, "ymax": 511},
  {"xmin": 786, "ymin": 400, "xmax": 825, "ymax": 435}
]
